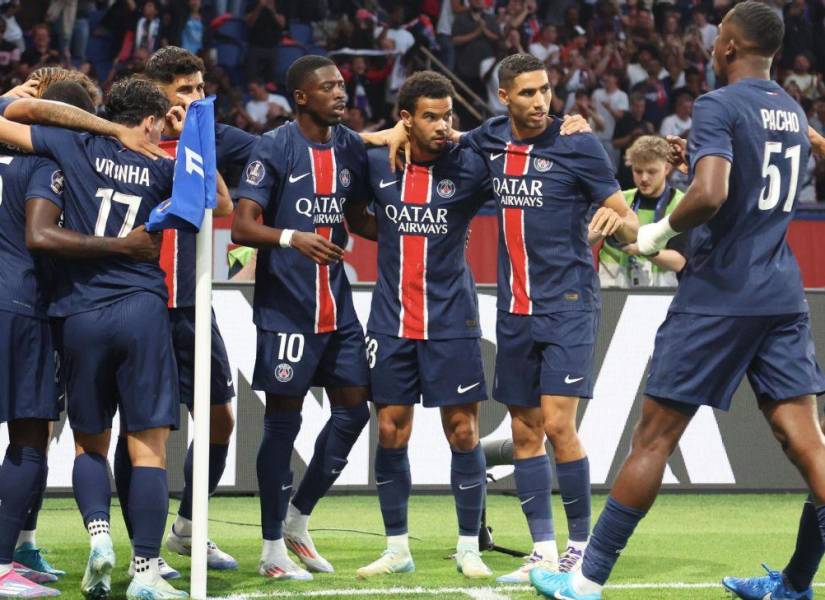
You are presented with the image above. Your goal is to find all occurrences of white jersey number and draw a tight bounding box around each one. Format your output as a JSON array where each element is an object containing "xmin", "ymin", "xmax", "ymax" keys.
[
  {"xmin": 94, "ymin": 188, "xmax": 142, "ymax": 237},
  {"xmin": 758, "ymin": 142, "xmax": 800, "ymax": 213},
  {"xmin": 276, "ymin": 332, "xmax": 305, "ymax": 363}
]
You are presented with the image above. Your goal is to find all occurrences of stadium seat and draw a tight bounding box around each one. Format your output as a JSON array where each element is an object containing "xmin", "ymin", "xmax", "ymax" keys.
[
  {"xmin": 289, "ymin": 22, "xmax": 313, "ymax": 46},
  {"xmin": 216, "ymin": 18, "xmax": 246, "ymax": 44},
  {"xmin": 274, "ymin": 45, "xmax": 307, "ymax": 87}
]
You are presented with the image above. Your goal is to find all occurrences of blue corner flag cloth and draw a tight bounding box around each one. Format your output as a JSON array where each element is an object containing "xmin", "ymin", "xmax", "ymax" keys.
[{"xmin": 145, "ymin": 96, "xmax": 217, "ymax": 232}]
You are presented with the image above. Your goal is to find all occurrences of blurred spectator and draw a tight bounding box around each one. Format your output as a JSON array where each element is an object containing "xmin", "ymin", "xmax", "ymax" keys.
[
  {"xmin": 785, "ymin": 53, "xmax": 823, "ymax": 100},
  {"xmin": 529, "ymin": 23, "xmax": 559, "ymax": 64},
  {"xmin": 810, "ymin": 97, "xmax": 825, "ymax": 136},
  {"xmin": 1, "ymin": 0, "xmax": 24, "ymax": 52},
  {"xmin": 783, "ymin": 0, "xmax": 813, "ymax": 71},
  {"xmin": 591, "ymin": 70, "xmax": 628, "ymax": 167},
  {"xmin": 340, "ymin": 54, "xmax": 392, "ymax": 121},
  {"xmin": 45, "ymin": 0, "xmax": 77, "ymax": 62},
  {"xmin": 690, "ymin": 7, "xmax": 717, "ymax": 52},
  {"xmin": 659, "ymin": 91, "xmax": 692, "ymax": 139},
  {"xmin": 245, "ymin": 0, "xmax": 285, "ymax": 83},
  {"xmin": 632, "ymin": 55, "xmax": 668, "ymax": 128},
  {"xmin": 570, "ymin": 89, "xmax": 603, "ymax": 132},
  {"xmin": 245, "ymin": 79, "xmax": 291, "ymax": 129},
  {"xmin": 375, "ymin": 4, "xmax": 415, "ymax": 102},
  {"xmin": 179, "ymin": 0, "xmax": 204, "ymax": 55},
  {"xmin": 613, "ymin": 91, "xmax": 655, "ymax": 188},
  {"xmin": 134, "ymin": 1, "xmax": 162, "ymax": 54},
  {"xmin": 626, "ymin": 45, "xmax": 661, "ymax": 88},
  {"xmin": 452, "ymin": 0, "xmax": 501, "ymax": 99},
  {"xmin": 0, "ymin": 17, "xmax": 19, "ymax": 73},
  {"xmin": 21, "ymin": 23, "xmax": 59, "ymax": 69},
  {"xmin": 436, "ymin": 0, "xmax": 467, "ymax": 71}
]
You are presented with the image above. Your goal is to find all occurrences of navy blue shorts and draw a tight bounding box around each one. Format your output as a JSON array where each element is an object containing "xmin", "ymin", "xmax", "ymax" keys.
[
  {"xmin": 252, "ymin": 319, "xmax": 370, "ymax": 397},
  {"xmin": 646, "ymin": 312, "xmax": 825, "ymax": 411},
  {"xmin": 367, "ymin": 332, "xmax": 488, "ymax": 407},
  {"xmin": 169, "ymin": 307, "xmax": 234, "ymax": 410},
  {"xmin": 0, "ymin": 310, "xmax": 60, "ymax": 422},
  {"xmin": 61, "ymin": 292, "xmax": 180, "ymax": 434},
  {"xmin": 493, "ymin": 310, "xmax": 598, "ymax": 407}
]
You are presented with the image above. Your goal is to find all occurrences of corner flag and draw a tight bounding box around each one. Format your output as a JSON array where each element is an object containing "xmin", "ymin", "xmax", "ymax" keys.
[{"xmin": 146, "ymin": 96, "xmax": 217, "ymax": 232}]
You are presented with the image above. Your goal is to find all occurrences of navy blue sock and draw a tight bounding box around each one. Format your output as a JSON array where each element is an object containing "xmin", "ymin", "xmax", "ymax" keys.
[
  {"xmin": 0, "ymin": 446, "xmax": 45, "ymax": 563},
  {"xmin": 785, "ymin": 496, "xmax": 825, "ymax": 592},
  {"xmin": 72, "ymin": 453, "xmax": 111, "ymax": 526},
  {"xmin": 178, "ymin": 442, "xmax": 229, "ymax": 521},
  {"xmin": 514, "ymin": 455, "xmax": 554, "ymax": 543},
  {"xmin": 556, "ymin": 457, "xmax": 592, "ymax": 542},
  {"xmin": 22, "ymin": 461, "xmax": 47, "ymax": 532},
  {"xmin": 375, "ymin": 446, "xmax": 411, "ymax": 536},
  {"xmin": 113, "ymin": 436, "xmax": 133, "ymax": 539},
  {"xmin": 258, "ymin": 411, "xmax": 301, "ymax": 540},
  {"xmin": 292, "ymin": 404, "xmax": 370, "ymax": 515},
  {"xmin": 129, "ymin": 467, "xmax": 168, "ymax": 559},
  {"xmin": 450, "ymin": 444, "xmax": 486, "ymax": 537},
  {"xmin": 582, "ymin": 496, "xmax": 646, "ymax": 585}
]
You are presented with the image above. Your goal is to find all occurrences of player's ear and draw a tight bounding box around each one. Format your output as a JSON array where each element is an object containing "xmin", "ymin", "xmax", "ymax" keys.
[
  {"xmin": 293, "ymin": 89, "xmax": 307, "ymax": 108},
  {"xmin": 399, "ymin": 109, "xmax": 413, "ymax": 129},
  {"xmin": 497, "ymin": 86, "xmax": 510, "ymax": 107}
]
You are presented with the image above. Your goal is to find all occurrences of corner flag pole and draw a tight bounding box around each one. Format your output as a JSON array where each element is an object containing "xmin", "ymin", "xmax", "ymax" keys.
[{"xmin": 190, "ymin": 209, "xmax": 213, "ymax": 599}]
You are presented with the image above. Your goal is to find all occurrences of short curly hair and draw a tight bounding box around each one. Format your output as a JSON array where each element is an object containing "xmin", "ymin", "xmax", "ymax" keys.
[
  {"xmin": 397, "ymin": 71, "xmax": 455, "ymax": 115},
  {"xmin": 144, "ymin": 46, "xmax": 205, "ymax": 84},
  {"xmin": 104, "ymin": 77, "xmax": 169, "ymax": 126},
  {"xmin": 626, "ymin": 135, "xmax": 670, "ymax": 166},
  {"xmin": 29, "ymin": 67, "xmax": 101, "ymax": 106}
]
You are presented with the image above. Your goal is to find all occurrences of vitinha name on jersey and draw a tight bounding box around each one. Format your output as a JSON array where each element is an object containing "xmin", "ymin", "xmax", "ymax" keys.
[
  {"xmin": 493, "ymin": 177, "xmax": 544, "ymax": 208},
  {"xmin": 295, "ymin": 196, "xmax": 347, "ymax": 225},
  {"xmin": 384, "ymin": 204, "xmax": 448, "ymax": 235}
]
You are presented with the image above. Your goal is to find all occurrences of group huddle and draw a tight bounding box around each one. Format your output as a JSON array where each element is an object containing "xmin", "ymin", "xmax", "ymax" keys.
[{"xmin": 3, "ymin": 3, "xmax": 825, "ymax": 600}]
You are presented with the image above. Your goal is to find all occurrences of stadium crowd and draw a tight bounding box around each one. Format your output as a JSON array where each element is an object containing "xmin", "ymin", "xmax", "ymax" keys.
[{"xmin": 6, "ymin": 0, "xmax": 825, "ymax": 199}]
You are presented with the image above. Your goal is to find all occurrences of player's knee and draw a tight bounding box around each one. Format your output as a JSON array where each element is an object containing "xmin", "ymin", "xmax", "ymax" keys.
[
  {"xmin": 511, "ymin": 420, "xmax": 545, "ymax": 456},
  {"xmin": 333, "ymin": 402, "xmax": 370, "ymax": 435},
  {"xmin": 543, "ymin": 417, "xmax": 576, "ymax": 448},
  {"xmin": 127, "ymin": 427, "xmax": 170, "ymax": 468},
  {"xmin": 447, "ymin": 419, "xmax": 478, "ymax": 451},
  {"xmin": 378, "ymin": 418, "xmax": 408, "ymax": 448}
]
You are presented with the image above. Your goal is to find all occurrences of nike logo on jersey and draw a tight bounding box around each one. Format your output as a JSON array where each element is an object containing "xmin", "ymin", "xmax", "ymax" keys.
[
  {"xmin": 331, "ymin": 468, "xmax": 343, "ymax": 475},
  {"xmin": 457, "ymin": 382, "xmax": 481, "ymax": 394},
  {"xmin": 281, "ymin": 484, "xmax": 292, "ymax": 491},
  {"xmin": 226, "ymin": 379, "xmax": 233, "ymax": 387},
  {"xmin": 490, "ymin": 153, "xmax": 503, "ymax": 161},
  {"xmin": 376, "ymin": 480, "xmax": 393, "ymax": 486},
  {"xmin": 288, "ymin": 172, "xmax": 310, "ymax": 183},
  {"xmin": 520, "ymin": 496, "xmax": 535, "ymax": 505},
  {"xmin": 379, "ymin": 179, "xmax": 398, "ymax": 188},
  {"xmin": 458, "ymin": 482, "xmax": 482, "ymax": 490},
  {"xmin": 565, "ymin": 375, "xmax": 584, "ymax": 384}
]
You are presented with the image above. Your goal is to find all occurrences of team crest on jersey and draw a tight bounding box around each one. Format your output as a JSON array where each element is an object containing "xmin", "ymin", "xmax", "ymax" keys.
[
  {"xmin": 50, "ymin": 170, "xmax": 65, "ymax": 195},
  {"xmin": 436, "ymin": 179, "xmax": 456, "ymax": 198},
  {"xmin": 275, "ymin": 363, "xmax": 294, "ymax": 383},
  {"xmin": 244, "ymin": 160, "xmax": 265, "ymax": 186},
  {"xmin": 533, "ymin": 157, "xmax": 553, "ymax": 173},
  {"xmin": 339, "ymin": 168, "xmax": 352, "ymax": 188}
]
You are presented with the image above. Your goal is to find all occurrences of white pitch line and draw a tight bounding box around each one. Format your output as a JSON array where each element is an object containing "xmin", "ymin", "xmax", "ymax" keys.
[{"xmin": 212, "ymin": 582, "xmax": 825, "ymax": 599}]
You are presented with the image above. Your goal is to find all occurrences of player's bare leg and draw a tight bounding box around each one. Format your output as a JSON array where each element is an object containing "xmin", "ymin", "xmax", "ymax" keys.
[
  {"xmin": 441, "ymin": 403, "xmax": 491, "ymax": 578},
  {"xmin": 357, "ymin": 404, "xmax": 416, "ymax": 578},
  {"xmin": 541, "ymin": 395, "xmax": 591, "ymax": 572},
  {"xmin": 286, "ymin": 386, "xmax": 370, "ymax": 573}
]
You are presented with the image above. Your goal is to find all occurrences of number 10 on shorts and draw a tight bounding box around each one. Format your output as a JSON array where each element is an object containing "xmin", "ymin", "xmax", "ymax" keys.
[{"xmin": 277, "ymin": 332, "xmax": 304, "ymax": 362}]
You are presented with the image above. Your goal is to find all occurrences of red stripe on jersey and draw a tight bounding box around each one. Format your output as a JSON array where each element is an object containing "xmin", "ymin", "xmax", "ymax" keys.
[
  {"xmin": 398, "ymin": 165, "xmax": 431, "ymax": 339},
  {"xmin": 314, "ymin": 226, "xmax": 337, "ymax": 334},
  {"xmin": 504, "ymin": 143, "xmax": 533, "ymax": 176},
  {"xmin": 309, "ymin": 147, "xmax": 337, "ymax": 195},
  {"xmin": 503, "ymin": 207, "xmax": 531, "ymax": 314},
  {"xmin": 158, "ymin": 140, "xmax": 180, "ymax": 308}
]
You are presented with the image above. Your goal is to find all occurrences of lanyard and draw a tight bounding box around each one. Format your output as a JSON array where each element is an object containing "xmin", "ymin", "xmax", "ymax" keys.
[{"xmin": 630, "ymin": 186, "xmax": 674, "ymax": 223}]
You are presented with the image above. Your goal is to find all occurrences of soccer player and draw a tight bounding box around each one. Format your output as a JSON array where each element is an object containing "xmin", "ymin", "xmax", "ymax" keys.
[
  {"xmin": 353, "ymin": 71, "xmax": 493, "ymax": 579},
  {"xmin": 529, "ymin": 3, "xmax": 825, "ymax": 599},
  {"xmin": 454, "ymin": 53, "xmax": 637, "ymax": 582},
  {"xmin": 107, "ymin": 45, "xmax": 255, "ymax": 575},
  {"xmin": 233, "ymin": 55, "xmax": 375, "ymax": 580},
  {"xmin": 0, "ymin": 77, "xmax": 199, "ymax": 600}
]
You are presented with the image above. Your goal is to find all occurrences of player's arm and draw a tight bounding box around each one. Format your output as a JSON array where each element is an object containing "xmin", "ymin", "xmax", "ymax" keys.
[
  {"xmin": 214, "ymin": 172, "xmax": 233, "ymax": 217},
  {"xmin": 0, "ymin": 115, "xmax": 33, "ymax": 151},
  {"xmin": 26, "ymin": 198, "xmax": 161, "ymax": 260},
  {"xmin": 232, "ymin": 199, "xmax": 344, "ymax": 265},
  {"xmin": 345, "ymin": 200, "xmax": 377, "ymax": 241},
  {"xmin": 589, "ymin": 191, "xmax": 639, "ymax": 244},
  {"xmin": 809, "ymin": 125, "xmax": 825, "ymax": 158},
  {"xmin": 3, "ymin": 99, "xmax": 166, "ymax": 159}
]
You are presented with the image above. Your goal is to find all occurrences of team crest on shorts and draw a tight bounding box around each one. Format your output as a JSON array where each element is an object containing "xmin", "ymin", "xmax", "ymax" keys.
[
  {"xmin": 533, "ymin": 157, "xmax": 553, "ymax": 173},
  {"xmin": 275, "ymin": 363, "xmax": 294, "ymax": 383},
  {"xmin": 339, "ymin": 168, "xmax": 352, "ymax": 188},
  {"xmin": 245, "ymin": 160, "xmax": 265, "ymax": 186},
  {"xmin": 436, "ymin": 179, "xmax": 456, "ymax": 198},
  {"xmin": 50, "ymin": 170, "xmax": 65, "ymax": 195}
]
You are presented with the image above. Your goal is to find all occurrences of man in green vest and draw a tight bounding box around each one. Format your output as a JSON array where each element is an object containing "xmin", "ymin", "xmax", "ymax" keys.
[{"xmin": 591, "ymin": 135, "xmax": 688, "ymax": 287}]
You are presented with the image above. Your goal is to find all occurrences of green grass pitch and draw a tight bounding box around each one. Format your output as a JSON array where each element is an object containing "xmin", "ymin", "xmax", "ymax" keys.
[{"xmin": 34, "ymin": 493, "xmax": 825, "ymax": 599}]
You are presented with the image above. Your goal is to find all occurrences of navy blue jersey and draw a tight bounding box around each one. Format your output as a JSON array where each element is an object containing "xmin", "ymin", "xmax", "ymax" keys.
[
  {"xmin": 366, "ymin": 144, "xmax": 489, "ymax": 340},
  {"xmin": 0, "ymin": 98, "xmax": 14, "ymax": 116},
  {"xmin": 31, "ymin": 126, "xmax": 175, "ymax": 316},
  {"xmin": 463, "ymin": 116, "xmax": 620, "ymax": 315},
  {"xmin": 160, "ymin": 123, "xmax": 257, "ymax": 308},
  {"xmin": 671, "ymin": 78, "xmax": 810, "ymax": 316},
  {"xmin": 236, "ymin": 121, "xmax": 367, "ymax": 334},
  {"xmin": 0, "ymin": 152, "xmax": 63, "ymax": 318}
]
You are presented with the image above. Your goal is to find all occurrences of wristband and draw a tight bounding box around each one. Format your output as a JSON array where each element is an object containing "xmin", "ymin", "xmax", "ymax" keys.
[
  {"xmin": 637, "ymin": 216, "xmax": 677, "ymax": 255},
  {"xmin": 279, "ymin": 229, "xmax": 295, "ymax": 248}
]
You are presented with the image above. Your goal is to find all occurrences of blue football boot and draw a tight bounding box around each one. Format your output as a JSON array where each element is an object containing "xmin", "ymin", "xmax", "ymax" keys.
[
  {"xmin": 530, "ymin": 568, "xmax": 602, "ymax": 600},
  {"xmin": 722, "ymin": 564, "xmax": 813, "ymax": 599}
]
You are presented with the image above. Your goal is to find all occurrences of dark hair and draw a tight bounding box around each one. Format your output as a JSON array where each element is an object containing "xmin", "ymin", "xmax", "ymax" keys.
[
  {"xmin": 104, "ymin": 77, "xmax": 169, "ymax": 126},
  {"xmin": 41, "ymin": 81, "xmax": 95, "ymax": 114},
  {"xmin": 286, "ymin": 55, "xmax": 335, "ymax": 94},
  {"xmin": 499, "ymin": 53, "xmax": 545, "ymax": 89},
  {"xmin": 728, "ymin": 0, "xmax": 784, "ymax": 57},
  {"xmin": 397, "ymin": 71, "xmax": 455, "ymax": 115},
  {"xmin": 144, "ymin": 46, "xmax": 205, "ymax": 84}
]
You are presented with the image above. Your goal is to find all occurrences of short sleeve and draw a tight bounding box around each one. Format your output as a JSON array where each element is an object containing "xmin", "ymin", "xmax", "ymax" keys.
[
  {"xmin": 236, "ymin": 132, "xmax": 282, "ymax": 211},
  {"xmin": 25, "ymin": 157, "xmax": 64, "ymax": 210},
  {"xmin": 0, "ymin": 97, "xmax": 15, "ymax": 117},
  {"xmin": 614, "ymin": 91, "xmax": 629, "ymax": 112},
  {"xmin": 215, "ymin": 123, "xmax": 258, "ymax": 170},
  {"xmin": 460, "ymin": 125, "xmax": 485, "ymax": 152},
  {"xmin": 687, "ymin": 93, "xmax": 734, "ymax": 173},
  {"xmin": 573, "ymin": 134, "xmax": 621, "ymax": 204},
  {"xmin": 30, "ymin": 125, "xmax": 82, "ymax": 161}
]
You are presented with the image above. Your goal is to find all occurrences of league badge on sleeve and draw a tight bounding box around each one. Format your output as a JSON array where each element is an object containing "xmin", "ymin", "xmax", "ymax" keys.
[
  {"xmin": 50, "ymin": 170, "xmax": 65, "ymax": 195},
  {"xmin": 245, "ymin": 161, "xmax": 265, "ymax": 186}
]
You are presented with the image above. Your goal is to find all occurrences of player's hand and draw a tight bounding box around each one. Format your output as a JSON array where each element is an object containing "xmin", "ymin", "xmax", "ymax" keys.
[
  {"xmin": 636, "ymin": 218, "xmax": 676, "ymax": 256},
  {"xmin": 2, "ymin": 79, "xmax": 39, "ymax": 99},
  {"xmin": 589, "ymin": 206, "xmax": 623, "ymax": 238},
  {"xmin": 666, "ymin": 135, "xmax": 689, "ymax": 174},
  {"xmin": 122, "ymin": 225, "xmax": 162, "ymax": 261},
  {"xmin": 290, "ymin": 231, "xmax": 345, "ymax": 265},
  {"xmin": 622, "ymin": 243, "xmax": 640, "ymax": 256},
  {"xmin": 387, "ymin": 119, "xmax": 410, "ymax": 172},
  {"xmin": 115, "ymin": 124, "xmax": 168, "ymax": 160},
  {"xmin": 165, "ymin": 106, "xmax": 186, "ymax": 137},
  {"xmin": 560, "ymin": 113, "xmax": 592, "ymax": 135}
]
